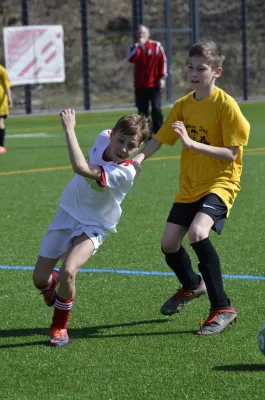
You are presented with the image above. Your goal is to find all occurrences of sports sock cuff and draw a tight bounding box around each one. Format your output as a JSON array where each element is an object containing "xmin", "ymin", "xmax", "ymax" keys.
[
  {"xmin": 190, "ymin": 237, "xmax": 209, "ymax": 248},
  {"xmin": 55, "ymin": 296, "xmax": 74, "ymax": 311},
  {"xmin": 55, "ymin": 295, "xmax": 74, "ymax": 303}
]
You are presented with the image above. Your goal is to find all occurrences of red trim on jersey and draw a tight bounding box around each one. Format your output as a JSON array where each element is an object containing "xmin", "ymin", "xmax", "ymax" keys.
[
  {"xmin": 96, "ymin": 166, "xmax": 107, "ymax": 187},
  {"xmin": 117, "ymin": 159, "xmax": 133, "ymax": 166}
]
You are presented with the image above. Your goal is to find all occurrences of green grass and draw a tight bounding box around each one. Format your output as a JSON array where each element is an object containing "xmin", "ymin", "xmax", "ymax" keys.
[{"xmin": 1, "ymin": 103, "xmax": 265, "ymax": 400}]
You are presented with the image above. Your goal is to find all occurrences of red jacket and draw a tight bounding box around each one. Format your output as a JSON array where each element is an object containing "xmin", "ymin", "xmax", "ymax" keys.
[{"xmin": 127, "ymin": 40, "xmax": 167, "ymax": 88}]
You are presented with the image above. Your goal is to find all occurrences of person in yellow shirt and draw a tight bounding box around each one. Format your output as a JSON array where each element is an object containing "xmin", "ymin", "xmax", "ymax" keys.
[
  {"xmin": 133, "ymin": 40, "xmax": 250, "ymax": 336},
  {"xmin": 0, "ymin": 64, "xmax": 13, "ymax": 154}
]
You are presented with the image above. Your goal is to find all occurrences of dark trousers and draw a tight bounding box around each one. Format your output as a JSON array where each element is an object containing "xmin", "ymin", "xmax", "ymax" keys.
[{"xmin": 135, "ymin": 87, "xmax": 163, "ymax": 134}]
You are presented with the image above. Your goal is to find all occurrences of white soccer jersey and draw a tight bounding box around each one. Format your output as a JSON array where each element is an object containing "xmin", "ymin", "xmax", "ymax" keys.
[{"xmin": 59, "ymin": 130, "xmax": 136, "ymax": 233}]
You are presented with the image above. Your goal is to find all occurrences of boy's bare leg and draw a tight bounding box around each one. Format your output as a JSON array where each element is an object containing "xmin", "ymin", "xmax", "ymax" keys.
[
  {"xmin": 57, "ymin": 234, "xmax": 94, "ymax": 300},
  {"xmin": 33, "ymin": 256, "xmax": 59, "ymax": 306},
  {"xmin": 161, "ymin": 222, "xmax": 188, "ymax": 253},
  {"xmin": 33, "ymin": 256, "xmax": 58, "ymax": 286},
  {"xmin": 49, "ymin": 233, "xmax": 94, "ymax": 346}
]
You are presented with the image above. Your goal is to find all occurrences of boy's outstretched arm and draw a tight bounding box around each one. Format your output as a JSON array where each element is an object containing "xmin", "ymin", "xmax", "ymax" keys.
[
  {"xmin": 60, "ymin": 109, "xmax": 101, "ymax": 180},
  {"xmin": 133, "ymin": 137, "xmax": 162, "ymax": 165}
]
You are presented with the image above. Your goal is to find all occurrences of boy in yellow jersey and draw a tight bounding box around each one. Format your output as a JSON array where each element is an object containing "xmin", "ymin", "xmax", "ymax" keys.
[
  {"xmin": 0, "ymin": 64, "xmax": 13, "ymax": 154},
  {"xmin": 133, "ymin": 40, "xmax": 250, "ymax": 335}
]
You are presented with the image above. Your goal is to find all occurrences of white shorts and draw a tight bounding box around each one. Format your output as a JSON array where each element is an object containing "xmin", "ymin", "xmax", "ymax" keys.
[{"xmin": 39, "ymin": 207, "xmax": 108, "ymax": 259}]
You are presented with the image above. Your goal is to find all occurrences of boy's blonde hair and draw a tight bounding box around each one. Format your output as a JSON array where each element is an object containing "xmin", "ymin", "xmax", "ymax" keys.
[
  {"xmin": 112, "ymin": 114, "xmax": 150, "ymax": 144},
  {"xmin": 188, "ymin": 40, "xmax": 225, "ymax": 68}
]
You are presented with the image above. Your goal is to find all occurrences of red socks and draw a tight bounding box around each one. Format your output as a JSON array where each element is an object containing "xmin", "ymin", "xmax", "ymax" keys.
[{"xmin": 51, "ymin": 295, "xmax": 74, "ymax": 330}]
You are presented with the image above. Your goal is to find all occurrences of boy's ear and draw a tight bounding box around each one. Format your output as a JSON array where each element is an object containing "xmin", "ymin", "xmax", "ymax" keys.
[{"xmin": 214, "ymin": 66, "xmax": 222, "ymax": 78}]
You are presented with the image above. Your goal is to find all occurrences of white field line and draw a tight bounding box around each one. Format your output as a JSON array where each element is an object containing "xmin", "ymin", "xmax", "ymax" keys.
[{"xmin": 8, "ymin": 133, "xmax": 59, "ymax": 138}]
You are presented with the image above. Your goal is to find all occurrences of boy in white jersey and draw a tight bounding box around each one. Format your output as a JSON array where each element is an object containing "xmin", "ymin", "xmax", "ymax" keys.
[
  {"xmin": 133, "ymin": 41, "xmax": 250, "ymax": 335},
  {"xmin": 33, "ymin": 109, "xmax": 149, "ymax": 346}
]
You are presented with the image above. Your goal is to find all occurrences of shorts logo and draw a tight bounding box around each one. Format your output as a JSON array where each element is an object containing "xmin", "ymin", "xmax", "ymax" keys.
[
  {"xmin": 202, "ymin": 204, "xmax": 216, "ymax": 210},
  {"xmin": 92, "ymin": 232, "xmax": 98, "ymax": 237}
]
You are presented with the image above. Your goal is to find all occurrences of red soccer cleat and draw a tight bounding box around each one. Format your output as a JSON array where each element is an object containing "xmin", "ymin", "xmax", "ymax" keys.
[{"xmin": 49, "ymin": 328, "xmax": 69, "ymax": 346}]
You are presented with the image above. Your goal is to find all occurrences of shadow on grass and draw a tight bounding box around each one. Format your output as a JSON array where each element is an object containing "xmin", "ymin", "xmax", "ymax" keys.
[
  {"xmin": 214, "ymin": 364, "xmax": 265, "ymax": 372},
  {"xmin": 0, "ymin": 318, "xmax": 195, "ymax": 348}
]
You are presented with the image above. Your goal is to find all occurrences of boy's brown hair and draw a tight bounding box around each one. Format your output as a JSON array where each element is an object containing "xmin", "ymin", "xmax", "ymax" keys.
[
  {"xmin": 188, "ymin": 40, "xmax": 225, "ymax": 68},
  {"xmin": 112, "ymin": 114, "xmax": 150, "ymax": 144}
]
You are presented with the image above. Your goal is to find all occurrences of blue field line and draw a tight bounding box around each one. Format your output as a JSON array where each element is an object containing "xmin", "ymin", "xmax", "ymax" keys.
[{"xmin": 0, "ymin": 265, "xmax": 265, "ymax": 281}]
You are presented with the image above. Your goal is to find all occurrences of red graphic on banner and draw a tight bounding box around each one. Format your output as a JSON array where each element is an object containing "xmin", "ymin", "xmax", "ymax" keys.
[
  {"xmin": 6, "ymin": 29, "xmax": 46, "ymax": 69},
  {"xmin": 4, "ymin": 26, "xmax": 65, "ymax": 85}
]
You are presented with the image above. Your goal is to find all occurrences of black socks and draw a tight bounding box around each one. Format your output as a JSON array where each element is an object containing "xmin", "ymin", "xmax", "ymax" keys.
[
  {"xmin": 162, "ymin": 246, "xmax": 200, "ymax": 290},
  {"xmin": 0, "ymin": 128, "xmax": 5, "ymax": 147},
  {"xmin": 191, "ymin": 238, "xmax": 229, "ymax": 308}
]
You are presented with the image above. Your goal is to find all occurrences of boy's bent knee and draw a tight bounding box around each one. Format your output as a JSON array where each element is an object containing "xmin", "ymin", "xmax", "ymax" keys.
[
  {"xmin": 161, "ymin": 240, "xmax": 182, "ymax": 254},
  {"xmin": 188, "ymin": 226, "xmax": 208, "ymax": 244},
  {"xmin": 33, "ymin": 256, "xmax": 58, "ymax": 284},
  {"xmin": 59, "ymin": 266, "xmax": 77, "ymax": 283},
  {"xmin": 32, "ymin": 271, "xmax": 49, "ymax": 288}
]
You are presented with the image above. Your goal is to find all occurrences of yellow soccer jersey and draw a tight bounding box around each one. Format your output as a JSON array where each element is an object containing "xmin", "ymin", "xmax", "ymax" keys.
[
  {"xmin": 0, "ymin": 65, "xmax": 11, "ymax": 116},
  {"xmin": 155, "ymin": 87, "xmax": 250, "ymax": 215}
]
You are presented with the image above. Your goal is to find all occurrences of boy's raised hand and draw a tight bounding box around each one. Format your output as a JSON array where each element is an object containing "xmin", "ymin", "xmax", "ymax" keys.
[
  {"xmin": 60, "ymin": 109, "xmax": 76, "ymax": 132},
  {"xmin": 172, "ymin": 121, "xmax": 192, "ymax": 148}
]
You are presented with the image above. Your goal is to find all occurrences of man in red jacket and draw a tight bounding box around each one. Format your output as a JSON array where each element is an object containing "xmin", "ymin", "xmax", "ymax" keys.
[{"xmin": 127, "ymin": 25, "xmax": 167, "ymax": 138}]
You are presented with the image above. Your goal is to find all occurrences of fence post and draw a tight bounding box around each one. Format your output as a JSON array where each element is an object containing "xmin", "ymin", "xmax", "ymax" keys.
[
  {"xmin": 132, "ymin": 0, "xmax": 144, "ymax": 41},
  {"xmin": 241, "ymin": 0, "xmax": 248, "ymax": 100},
  {"xmin": 80, "ymin": 0, "xmax": 91, "ymax": 110},
  {"xmin": 190, "ymin": 0, "xmax": 199, "ymax": 44},
  {"xmin": 21, "ymin": 0, "xmax": 32, "ymax": 114},
  {"xmin": 164, "ymin": 0, "xmax": 172, "ymax": 104}
]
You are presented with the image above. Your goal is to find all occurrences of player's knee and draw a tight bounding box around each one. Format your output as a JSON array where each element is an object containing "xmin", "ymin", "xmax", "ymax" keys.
[
  {"xmin": 188, "ymin": 226, "xmax": 207, "ymax": 244},
  {"xmin": 32, "ymin": 269, "xmax": 47, "ymax": 287},
  {"xmin": 59, "ymin": 264, "xmax": 77, "ymax": 284},
  {"xmin": 161, "ymin": 238, "xmax": 181, "ymax": 254},
  {"xmin": 161, "ymin": 241, "xmax": 173, "ymax": 254}
]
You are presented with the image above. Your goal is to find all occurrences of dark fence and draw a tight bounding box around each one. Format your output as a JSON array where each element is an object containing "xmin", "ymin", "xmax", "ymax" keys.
[{"xmin": 0, "ymin": 0, "xmax": 263, "ymax": 114}]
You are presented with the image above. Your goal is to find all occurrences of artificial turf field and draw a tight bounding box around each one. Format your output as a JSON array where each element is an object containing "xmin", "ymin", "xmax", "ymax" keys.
[{"xmin": 1, "ymin": 102, "xmax": 265, "ymax": 399}]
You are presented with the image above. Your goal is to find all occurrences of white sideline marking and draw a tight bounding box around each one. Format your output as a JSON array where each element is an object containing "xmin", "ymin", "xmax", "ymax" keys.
[{"xmin": 8, "ymin": 133, "xmax": 57, "ymax": 138}]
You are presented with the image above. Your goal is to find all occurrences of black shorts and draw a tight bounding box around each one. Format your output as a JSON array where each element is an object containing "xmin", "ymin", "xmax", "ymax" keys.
[
  {"xmin": 167, "ymin": 194, "xmax": 228, "ymax": 235},
  {"xmin": 0, "ymin": 115, "xmax": 7, "ymax": 119}
]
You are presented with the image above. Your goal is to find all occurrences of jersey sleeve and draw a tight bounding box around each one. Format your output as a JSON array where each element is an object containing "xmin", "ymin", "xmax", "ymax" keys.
[
  {"xmin": 154, "ymin": 101, "xmax": 181, "ymax": 146},
  {"xmin": 100, "ymin": 162, "xmax": 136, "ymax": 189},
  {"xmin": 221, "ymin": 100, "xmax": 250, "ymax": 147},
  {"xmin": 1, "ymin": 68, "xmax": 11, "ymax": 89},
  {"xmin": 158, "ymin": 44, "xmax": 167, "ymax": 78},
  {"xmin": 127, "ymin": 43, "xmax": 141, "ymax": 63}
]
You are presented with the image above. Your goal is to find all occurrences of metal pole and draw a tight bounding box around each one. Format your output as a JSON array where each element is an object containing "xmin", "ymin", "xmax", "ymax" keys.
[
  {"xmin": 190, "ymin": 0, "xmax": 199, "ymax": 45},
  {"xmin": 241, "ymin": 0, "xmax": 248, "ymax": 100},
  {"xmin": 132, "ymin": 0, "xmax": 144, "ymax": 41},
  {"xmin": 139, "ymin": 0, "xmax": 144, "ymax": 25},
  {"xmin": 80, "ymin": 0, "xmax": 90, "ymax": 110},
  {"xmin": 164, "ymin": 0, "xmax": 172, "ymax": 104},
  {"xmin": 21, "ymin": 0, "xmax": 31, "ymax": 114}
]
